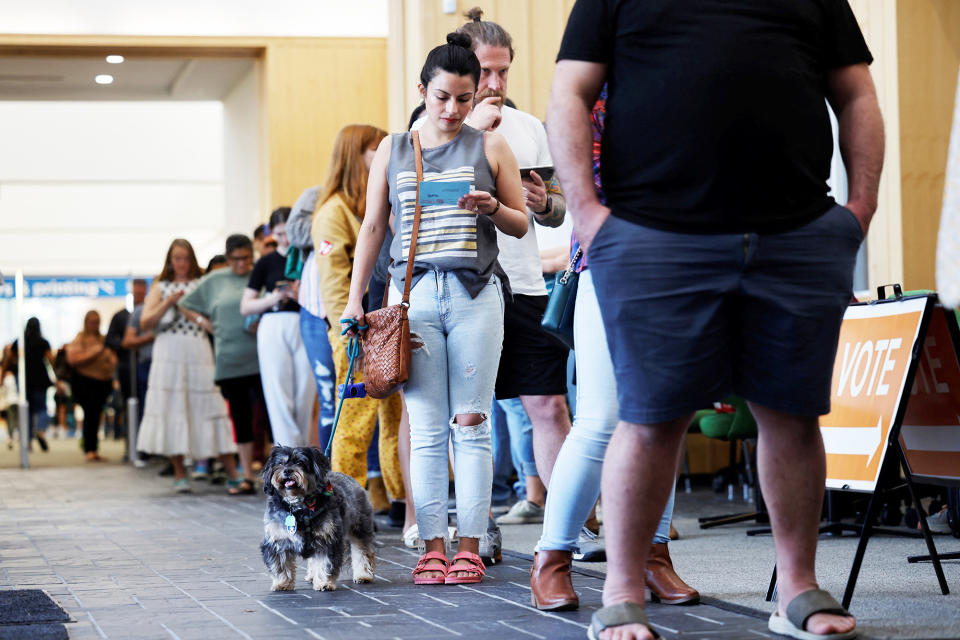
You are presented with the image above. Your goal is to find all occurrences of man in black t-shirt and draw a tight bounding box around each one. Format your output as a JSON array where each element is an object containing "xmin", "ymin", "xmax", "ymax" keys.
[{"xmin": 548, "ymin": 2, "xmax": 882, "ymax": 639}]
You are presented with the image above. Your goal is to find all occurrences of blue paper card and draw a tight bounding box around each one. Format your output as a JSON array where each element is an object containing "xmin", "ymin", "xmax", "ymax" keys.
[{"xmin": 419, "ymin": 181, "xmax": 470, "ymax": 206}]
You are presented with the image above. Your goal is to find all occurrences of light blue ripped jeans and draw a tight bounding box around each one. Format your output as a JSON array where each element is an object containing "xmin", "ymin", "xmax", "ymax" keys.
[
  {"xmin": 537, "ymin": 270, "xmax": 674, "ymax": 551},
  {"xmin": 494, "ymin": 396, "xmax": 538, "ymax": 498},
  {"xmin": 390, "ymin": 270, "xmax": 504, "ymax": 542}
]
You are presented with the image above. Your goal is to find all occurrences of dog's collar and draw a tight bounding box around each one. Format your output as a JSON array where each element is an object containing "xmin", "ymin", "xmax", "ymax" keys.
[{"xmin": 302, "ymin": 484, "xmax": 333, "ymax": 512}]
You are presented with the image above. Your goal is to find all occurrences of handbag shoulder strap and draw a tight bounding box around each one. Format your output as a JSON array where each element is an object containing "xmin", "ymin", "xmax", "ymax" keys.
[{"xmin": 400, "ymin": 131, "xmax": 425, "ymax": 305}]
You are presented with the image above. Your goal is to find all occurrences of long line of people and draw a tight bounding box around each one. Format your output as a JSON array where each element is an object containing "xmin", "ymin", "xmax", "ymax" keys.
[
  {"xmin": 1, "ymin": 9, "xmax": 684, "ymax": 587},
  {"xmin": 2, "ymin": 6, "xmax": 883, "ymax": 640}
]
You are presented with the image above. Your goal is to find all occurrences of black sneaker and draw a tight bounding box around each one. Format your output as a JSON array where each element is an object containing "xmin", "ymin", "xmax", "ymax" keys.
[
  {"xmin": 573, "ymin": 527, "xmax": 606, "ymax": 562},
  {"xmin": 387, "ymin": 501, "xmax": 405, "ymax": 528}
]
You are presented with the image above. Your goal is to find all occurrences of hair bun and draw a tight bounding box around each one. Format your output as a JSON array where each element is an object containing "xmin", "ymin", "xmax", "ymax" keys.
[
  {"xmin": 464, "ymin": 6, "xmax": 483, "ymax": 23},
  {"xmin": 446, "ymin": 32, "xmax": 473, "ymax": 49}
]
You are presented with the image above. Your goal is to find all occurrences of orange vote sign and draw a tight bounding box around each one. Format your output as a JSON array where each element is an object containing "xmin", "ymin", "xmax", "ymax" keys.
[
  {"xmin": 822, "ymin": 298, "xmax": 929, "ymax": 491},
  {"xmin": 899, "ymin": 308, "xmax": 960, "ymax": 484}
]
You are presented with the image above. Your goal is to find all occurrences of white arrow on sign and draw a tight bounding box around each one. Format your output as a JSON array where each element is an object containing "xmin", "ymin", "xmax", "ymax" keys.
[
  {"xmin": 900, "ymin": 418, "xmax": 960, "ymax": 452},
  {"xmin": 821, "ymin": 416, "xmax": 884, "ymax": 467}
]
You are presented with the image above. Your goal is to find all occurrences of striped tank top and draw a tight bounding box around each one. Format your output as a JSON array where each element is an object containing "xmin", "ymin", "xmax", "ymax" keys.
[{"xmin": 386, "ymin": 125, "xmax": 507, "ymax": 298}]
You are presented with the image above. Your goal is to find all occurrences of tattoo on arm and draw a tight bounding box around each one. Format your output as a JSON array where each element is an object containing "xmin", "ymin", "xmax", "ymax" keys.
[{"xmin": 534, "ymin": 177, "xmax": 567, "ymax": 228}]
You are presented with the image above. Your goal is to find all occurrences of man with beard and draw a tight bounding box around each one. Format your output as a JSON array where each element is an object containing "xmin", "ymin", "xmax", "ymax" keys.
[{"xmin": 413, "ymin": 8, "xmax": 572, "ymax": 551}]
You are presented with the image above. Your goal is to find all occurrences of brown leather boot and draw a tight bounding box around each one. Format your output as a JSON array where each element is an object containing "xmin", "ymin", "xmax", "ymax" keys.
[
  {"xmin": 529, "ymin": 550, "xmax": 579, "ymax": 611},
  {"xmin": 645, "ymin": 543, "xmax": 699, "ymax": 605}
]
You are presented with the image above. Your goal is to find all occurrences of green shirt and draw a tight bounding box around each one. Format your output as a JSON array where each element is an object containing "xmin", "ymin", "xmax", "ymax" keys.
[{"xmin": 181, "ymin": 269, "xmax": 259, "ymax": 382}]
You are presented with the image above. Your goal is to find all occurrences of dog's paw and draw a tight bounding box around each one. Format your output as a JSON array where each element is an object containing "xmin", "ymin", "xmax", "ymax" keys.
[
  {"xmin": 270, "ymin": 581, "xmax": 295, "ymax": 592},
  {"xmin": 313, "ymin": 579, "xmax": 337, "ymax": 591},
  {"xmin": 304, "ymin": 573, "xmax": 313, "ymax": 582},
  {"xmin": 353, "ymin": 572, "xmax": 374, "ymax": 584}
]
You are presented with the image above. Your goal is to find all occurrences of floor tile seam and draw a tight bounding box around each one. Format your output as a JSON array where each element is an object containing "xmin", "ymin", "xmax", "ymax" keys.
[{"xmin": 95, "ymin": 537, "xmax": 257, "ymax": 640}]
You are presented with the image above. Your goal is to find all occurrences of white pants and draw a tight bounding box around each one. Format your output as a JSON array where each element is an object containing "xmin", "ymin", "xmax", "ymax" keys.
[{"xmin": 256, "ymin": 312, "xmax": 316, "ymax": 447}]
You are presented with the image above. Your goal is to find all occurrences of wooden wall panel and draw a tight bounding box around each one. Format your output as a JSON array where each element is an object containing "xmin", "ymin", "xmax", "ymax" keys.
[
  {"xmin": 849, "ymin": 0, "xmax": 904, "ymax": 292},
  {"xmin": 388, "ymin": 0, "xmax": 576, "ymax": 129},
  {"xmin": 262, "ymin": 37, "xmax": 389, "ymax": 209},
  {"xmin": 897, "ymin": 0, "xmax": 960, "ymax": 290}
]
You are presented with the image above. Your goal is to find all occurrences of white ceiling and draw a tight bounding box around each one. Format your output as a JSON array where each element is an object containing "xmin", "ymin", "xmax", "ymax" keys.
[
  {"xmin": 0, "ymin": 56, "xmax": 255, "ymax": 100},
  {"xmin": 0, "ymin": 0, "xmax": 388, "ymax": 38}
]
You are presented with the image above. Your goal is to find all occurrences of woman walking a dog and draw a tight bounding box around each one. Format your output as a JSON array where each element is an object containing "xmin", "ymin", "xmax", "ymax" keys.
[{"xmin": 341, "ymin": 32, "xmax": 527, "ymax": 584}]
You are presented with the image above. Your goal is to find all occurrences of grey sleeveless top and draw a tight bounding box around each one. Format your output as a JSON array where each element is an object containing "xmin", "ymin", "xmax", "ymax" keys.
[{"xmin": 387, "ymin": 125, "xmax": 508, "ymax": 298}]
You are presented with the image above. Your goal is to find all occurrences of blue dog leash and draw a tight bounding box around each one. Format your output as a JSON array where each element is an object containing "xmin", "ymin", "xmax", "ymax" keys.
[{"xmin": 325, "ymin": 318, "xmax": 368, "ymax": 457}]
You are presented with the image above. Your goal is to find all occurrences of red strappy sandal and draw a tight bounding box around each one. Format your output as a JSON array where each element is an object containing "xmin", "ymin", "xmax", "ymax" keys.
[
  {"xmin": 412, "ymin": 551, "xmax": 450, "ymax": 585},
  {"xmin": 443, "ymin": 551, "xmax": 486, "ymax": 584}
]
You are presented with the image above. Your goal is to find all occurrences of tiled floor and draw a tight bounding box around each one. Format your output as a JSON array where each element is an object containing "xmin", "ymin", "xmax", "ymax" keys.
[{"xmin": 0, "ymin": 462, "xmax": 776, "ymax": 640}]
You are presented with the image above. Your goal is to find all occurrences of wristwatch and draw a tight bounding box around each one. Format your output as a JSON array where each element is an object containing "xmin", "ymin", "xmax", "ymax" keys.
[{"xmin": 536, "ymin": 196, "xmax": 553, "ymax": 215}]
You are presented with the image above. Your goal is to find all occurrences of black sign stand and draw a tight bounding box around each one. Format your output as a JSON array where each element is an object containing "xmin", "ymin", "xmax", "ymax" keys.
[{"xmin": 763, "ymin": 290, "xmax": 949, "ymax": 609}]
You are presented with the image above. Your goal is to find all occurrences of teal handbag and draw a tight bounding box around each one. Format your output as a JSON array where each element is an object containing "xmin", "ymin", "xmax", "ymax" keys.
[
  {"xmin": 540, "ymin": 247, "xmax": 581, "ymax": 349},
  {"xmin": 284, "ymin": 247, "xmax": 304, "ymax": 281}
]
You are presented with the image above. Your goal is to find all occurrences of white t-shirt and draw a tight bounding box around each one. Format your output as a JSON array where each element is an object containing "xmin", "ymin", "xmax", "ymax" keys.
[{"xmin": 413, "ymin": 106, "xmax": 552, "ymax": 296}]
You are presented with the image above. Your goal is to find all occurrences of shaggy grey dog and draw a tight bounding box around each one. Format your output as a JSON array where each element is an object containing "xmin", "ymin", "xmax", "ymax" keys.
[{"xmin": 260, "ymin": 446, "xmax": 376, "ymax": 591}]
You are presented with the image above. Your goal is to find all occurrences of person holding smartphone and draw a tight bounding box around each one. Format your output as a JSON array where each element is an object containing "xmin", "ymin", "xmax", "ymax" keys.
[
  {"xmin": 342, "ymin": 32, "xmax": 527, "ymax": 585},
  {"xmin": 241, "ymin": 207, "xmax": 317, "ymax": 447},
  {"xmin": 137, "ymin": 239, "xmax": 238, "ymax": 491}
]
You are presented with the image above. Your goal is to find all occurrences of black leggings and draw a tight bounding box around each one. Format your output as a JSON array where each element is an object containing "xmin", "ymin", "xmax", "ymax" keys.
[
  {"xmin": 71, "ymin": 373, "xmax": 113, "ymax": 454},
  {"xmin": 218, "ymin": 374, "xmax": 264, "ymax": 445}
]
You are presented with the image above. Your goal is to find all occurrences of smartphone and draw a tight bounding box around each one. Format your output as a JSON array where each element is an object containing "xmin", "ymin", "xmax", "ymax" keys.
[
  {"xmin": 275, "ymin": 280, "xmax": 292, "ymax": 292},
  {"xmin": 519, "ymin": 166, "xmax": 555, "ymax": 181}
]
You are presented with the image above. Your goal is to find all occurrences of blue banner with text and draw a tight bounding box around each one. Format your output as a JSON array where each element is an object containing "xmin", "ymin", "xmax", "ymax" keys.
[{"xmin": 0, "ymin": 277, "xmax": 151, "ymax": 299}]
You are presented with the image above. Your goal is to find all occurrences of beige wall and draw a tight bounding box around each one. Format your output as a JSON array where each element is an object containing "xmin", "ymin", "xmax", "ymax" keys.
[
  {"xmin": 387, "ymin": 0, "xmax": 576, "ymax": 131},
  {"xmin": 896, "ymin": 0, "xmax": 960, "ymax": 290},
  {"xmin": 13, "ymin": 4, "xmax": 957, "ymax": 291},
  {"xmin": 391, "ymin": 1, "xmax": 960, "ymax": 297},
  {"xmin": 849, "ymin": 0, "xmax": 904, "ymax": 293},
  {"xmin": 263, "ymin": 37, "xmax": 389, "ymax": 209}
]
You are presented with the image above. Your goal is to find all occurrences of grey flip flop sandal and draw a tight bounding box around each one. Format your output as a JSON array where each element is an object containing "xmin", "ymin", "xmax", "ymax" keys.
[
  {"xmin": 588, "ymin": 602, "xmax": 661, "ymax": 640},
  {"xmin": 768, "ymin": 589, "xmax": 858, "ymax": 640}
]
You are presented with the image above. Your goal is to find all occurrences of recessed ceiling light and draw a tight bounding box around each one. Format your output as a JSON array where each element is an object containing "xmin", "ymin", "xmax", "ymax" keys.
[
  {"xmin": 95, "ymin": 74, "xmax": 114, "ymax": 85},
  {"xmin": 105, "ymin": 55, "xmax": 124, "ymax": 64}
]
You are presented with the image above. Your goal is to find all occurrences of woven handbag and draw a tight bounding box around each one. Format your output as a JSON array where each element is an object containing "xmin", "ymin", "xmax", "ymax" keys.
[{"xmin": 360, "ymin": 131, "xmax": 426, "ymax": 399}]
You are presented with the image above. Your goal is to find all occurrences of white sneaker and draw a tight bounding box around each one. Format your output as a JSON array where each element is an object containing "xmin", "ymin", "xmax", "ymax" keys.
[
  {"xmin": 402, "ymin": 524, "xmax": 420, "ymax": 549},
  {"xmin": 402, "ymin": 524, "xmax": 458, "ymax": 549},
  {"xmin": 496, "ymin": 500, "xmax": 545, "ymax": 525}
]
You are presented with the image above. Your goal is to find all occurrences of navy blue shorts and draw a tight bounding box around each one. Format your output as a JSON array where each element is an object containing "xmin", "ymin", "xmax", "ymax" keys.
[{"xmin": 588, "ymin": 204, "xmax": 862, "ymax": 423}]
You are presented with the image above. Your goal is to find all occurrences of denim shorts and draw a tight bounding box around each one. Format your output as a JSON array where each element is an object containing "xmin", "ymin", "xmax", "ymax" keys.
[{"xmin": 588, "ymin": 204, "xmax": 862, "ymax": 423}]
